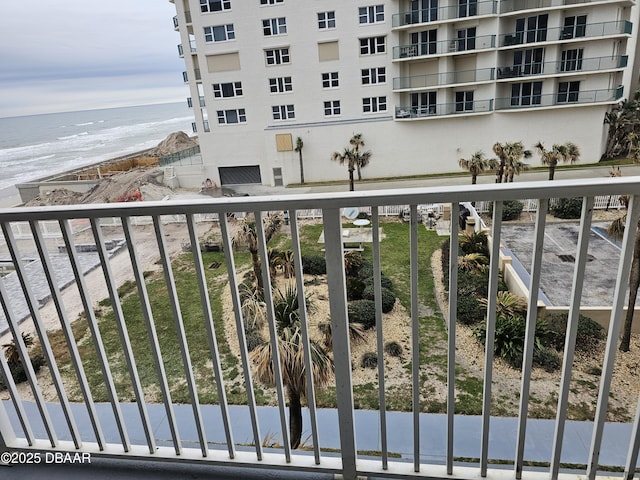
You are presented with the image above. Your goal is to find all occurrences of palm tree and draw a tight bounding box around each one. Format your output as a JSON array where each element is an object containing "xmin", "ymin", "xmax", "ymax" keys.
[
  {"xmin": 352, "ymin": 149, "xmax": 372, "ymax": 183},
  {"xmin": 458, "ymin": 151, "xmax": 497, "ymax": 185},
  {"xmin": 331, "ymin": 148, "xmax": 357, "ymax": 191},
  {"xmin": 232, "ymin": 213, "xmax": 283, "ymax": 291},
  {"xmin": 295, "ymin": 137, "xmax": 305, "ymax": 184},
  {"xmin": 349, "ymin": 133, "xmax": 367, "ymax": 181},
  {"xmin": 603, "ymin": 89, "xmax": 640, "ymax": 160},
  {"xmin": 535, "ymin": 141, "xmax": 581, "ymax": 180},
  {"xmin": 493, "ymin": 141, "xmax": 532, "ymax": 183}
]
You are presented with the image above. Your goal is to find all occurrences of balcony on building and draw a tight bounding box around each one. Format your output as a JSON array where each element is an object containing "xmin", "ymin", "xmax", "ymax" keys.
[
  {"xmin": 499, "ymin": 20, "xmax": 633, "ymax": 48},
  {"xmin": 186, "ymin": 96, "xmax": 206, "ymax": 109},
  {"xmin": 392, "ymin": 0, "xmax": 497, "ymax": 28},
  {"xmin": 499, "ymin": 0, "xmax": 636, "ymax": 15},
  {"xmin": 393, "ymin": 35, "xmax": 495, "ymax": 60},
  {"xmin": 393, "ymin": 67, "xmax": 495, "ymax": 91},
  {"xmin": 1, "ymin": 177, "xmax": 640, "ymax": 480},
  {"xmin": 496, "ymin": 54, "xmax": 629, "ymax": 79},
  {"xmin": 494, "ymin": 85, "xmax": 623, "ymax": 110},
  {"xmin": 395, "ymin": 98, "xmax": 493, "ymax": 118}
]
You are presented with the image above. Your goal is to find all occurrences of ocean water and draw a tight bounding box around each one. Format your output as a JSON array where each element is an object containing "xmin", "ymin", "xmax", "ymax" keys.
[{"xmin": 0, "ymin": 102, "xmax": 194, "ymax": 194}]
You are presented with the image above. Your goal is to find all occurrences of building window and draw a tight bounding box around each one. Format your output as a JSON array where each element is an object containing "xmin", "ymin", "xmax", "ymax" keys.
[
  {"xmin": 269, "ymin": 77, "xmax": 292, "ymax": 93},
  {"xmin": 260, "ymin": 0, "xmax": 283, "ymax": 4},
  {"xmin": 204, "ymin": 24, "xmax": 235, "ymax": 42},
  {"xmin": 363, "ymin": 96, "xmax": 387, "ymax": 113},
  {"xmin": 456, "ymin": 27, "xmax": 476, "ymax": 51},
  {"xmin": 263, "ymin": 17, "xmax": 287, "ymax": 36},
  {"xmin": 458, "ymin": 0, "xmax": 477, "ymax": 18},
  {"xmin": 560, "ymin": 49, "xmax": 583, "ymax": 72},
  {"xmin": 213, "ymin": 82, "xmax": 243, "ymax": 98},
  {"xmin": 411, "ymin": 30, "xmax": 437, "ymax": 55},
  {"xmin": 513, "ymin": 48, "xmax": 544, "ymax": 75},
  {"xmin": 361, "ymin": 67, "xmax": 386, "ymax": 85},
  {"xmin": 561, "ymin": 15, "xmax": 587, "ymax": 39},
  {"xmin": 324, "ymin": 100, "xmax": 341, "ymax": 116},
  {"xmin": 411, "ymin": 0, "xmax": 439, "ymax": 23},
  {"xmin": 217, "ymin": 108, "xmax": 247, "ymax": 124},
  {"xmin": 515, "ymin": 14, "xmax": 548, "ymax": 43},
  {"xmin": 359, "ymin": 5, "xmax": 384, "ymax": 24},
  {"xmin": 511, "ymin": 81, "xmax": 542, "ymax": 106},
  {"xmin": 322, "ymin": 72, "xmax": 339, "ymax": 88},
  {"xmin": 455, "ymin": 91, "xmax": 474, "ymax": 111},
  {"xmin": 200, "ymin": 0, "xmax": 231, "ymax": 13},
  {"xmin": 265, "ymin": 48, "xmax": 290, "ymax": 65},
  {"xmin": 558, "ymin": 81, "xmax": 580, "ymax": 103},
  {"xmin": 272, "ymin": 105, "xmax": 295, "ymax": 120},
  {"xmin": 318, "ymin": 11, "xmax": 336, "ymax": 29},
  {"xmin": 360, "ymin": 36, "xmax": 386, "ymax": 55},
  {"xmin": 411, "ymin": 91, "xmax": 437, "ymax": 115}
]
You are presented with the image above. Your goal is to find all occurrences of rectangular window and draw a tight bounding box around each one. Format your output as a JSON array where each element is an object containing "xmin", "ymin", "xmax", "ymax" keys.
[
  {"xmin": 265, "ymin": 48, "xmax": 290, "ymax": 65},
  {"xmin": 558, "ymin": 81, "xmax": 580, "ymax": 103},
  {"xmin": 411, "ymin": 0, "xmax": 438, "ymax": 22},
  {"xmin": 200, "ymin": 0, "xmax": 231, "ymax": 13},
  {"xmin": 361, "ymin": 67, "xmax": 386, "ymax": 85},
  {"xmin": 458, "ymin": 0, "xmax": 478, "ymax": 18},
  {"xmin": 456, "ymin": 27, "xmax": 476, "ymax": 51},
  {"xmin": 411, "ymin": 91, "xmax": 437, "ymax": 115},
  {"xmin": 217, "ymin": 109, "xmax": 247, "ymax": 124},
  {"xmin": 322, "ymin": 72, "xmax": 339, "ymax": 88},
  {"xmin": 560, "ymin": 49, "xmax": 584, "ymax": 72},
  {"xmin": 455, "ymin": 91, "xmax": 474, "ymax": 111},
  {"xmin": 411, "ymin": 30, "xmax": 437, "ymax": 55},
  {"xmin": 260, "ymin": 0, "xmax": 283, "ymax": 4},
  {"xmin": 204, "ymin": 24, "xmax": 235, "ymax": 42},
  {"xmin": 318, "ymin": 11, "xmax": 336, "ymax": 29},
  {"xmin": 269, "ymin": 77, "xmax": 292, "ymax": 93},
  {"xmin": 272, "ymin": 105, "xmax": 295, "ymax": 120},
  {"xmin": 263, "ymin": 17, "xmax": 287, "ymax": 36},
  {"xmin": 363, "ymin": 96, "xmax": 387, "ymax": 113},
  {"xmin": 513, "ymin": 47, "xmax": 544, "ymax": 75},
  {"xmin": 511, "ymin": 81, "xmax": 543, "ymax": 106},
  {"xmin": 360, "ymin": 36, "xmax": 386, "ymax": 55},
  {"xmin": 359, "ymin": 5, "xmax": 385, "ymax": 24},
  {"xmin": 213, "ymin": 82, "xmax": 243, "ymax": 98},
  {"xmin": 515, "ymin": 14, "xmax": 548, "ymax": 43},
  {"xmin": 324, "ymin": 100, "xmax": 341, "ymax": 116},
  {"xmin": 562, "ymin": 15, "xmax": 587, "ymax": 39}
]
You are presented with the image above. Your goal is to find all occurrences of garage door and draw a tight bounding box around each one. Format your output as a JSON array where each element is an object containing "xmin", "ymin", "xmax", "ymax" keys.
[{"xmin": 218, "ymin": 166, "xmax": 262, "ymax": 185}]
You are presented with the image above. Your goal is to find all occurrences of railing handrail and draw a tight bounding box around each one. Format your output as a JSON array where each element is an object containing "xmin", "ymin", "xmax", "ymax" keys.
[
  {"xmin": 392, "ymin": 0, "xmax": 497, "ymax": 26},
  {"xmin": 496, "ymin": 54, "xmax": 628, "ymax": 77},
  {"xmin": 499, "ymin": 19, "xmax": 632, "ymax": 46},
  {"xmin": 494, "ymin": 87, "xmax": 620, "ymax": 109}
]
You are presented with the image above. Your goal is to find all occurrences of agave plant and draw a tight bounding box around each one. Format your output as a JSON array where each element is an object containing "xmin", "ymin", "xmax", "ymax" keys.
[
  {"xmin": 480, "ymin": 291, "xmax": 528, "ymax": 318},
  {"xmin": 317, "ymin": 320, "xmax": 366, "ymax": 348},
  {"xmin": 458, "ymin": 252, "xmax": 489, "ymax": 274}
]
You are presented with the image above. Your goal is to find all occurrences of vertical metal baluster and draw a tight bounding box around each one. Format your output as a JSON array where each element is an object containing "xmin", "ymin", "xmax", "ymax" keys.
[
  {"xmin": 587, "ymin": 194, "xmax": 639, "ymax": 480},
  {"xmin": 624, "ymin": 395, "xmax": 640, "ymax": 480},
  {"xmin": 480, "ymin": 201, "xmax": 503, "ymax": 477},
  {"xmin": 551, "ymin": 197, "xmax": 594, "ymax": 479},
  {"xmin": 30, "ymin": 220, "xmax": 106, "ymax": 450},
  {"xmin": 153, "ymin": 216, "xmax": 208, "ymax": 456},
  {"xmin": 121, "ymin": 216, "xmax": 182, "ymax": 455},
  {"xmin": 447, "ymin": 202, "xmax": 460, "ymax": 475},
  {"xmin": 90, "ymin": 218, "xmax": 156, "ymax": 454},
  {"xmin": 515, "ymin": 198, "xmax": 548, "ymax": 479},
  {"xmin": 372, "ymin": 206, "xmax": 389, "ymax": 469},
  {"xmin": 289, "ymin": 209, "xmax": 321, "ymax": 464},
  {"xmin": 410, "ymin": 204, "xmax": 420, "ymax": 473},
  {"xmin": 59, "ymin": 219, "xmax": 130, "ymax": 451},
  {"xmin": 253, "ymin": 210, "xmax": 291, "ymax": 461},
  {"xmin": 1, "ymin": 222, "xmax": 81, "ymax": 448},
  {"xmin": 0, "ymin": 338, "xmax": 34, "ymax": 445},
  {"xmin": 219, "ymin": 214, "xmax": 263, "ymax": 460},
  {"xmin": 323, "ymin": 207, "xmax": 357, "ymax": 480}
]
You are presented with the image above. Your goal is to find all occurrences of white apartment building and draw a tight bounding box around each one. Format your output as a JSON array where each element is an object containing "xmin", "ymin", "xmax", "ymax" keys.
[{"xmin": 169, "ymin": 0, "xmax": 638, "ymax": 188}]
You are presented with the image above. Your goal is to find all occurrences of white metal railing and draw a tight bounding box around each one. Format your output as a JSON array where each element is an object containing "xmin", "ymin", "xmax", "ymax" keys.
[{"xmin": 0, "ymin": 177, "xmax": 639, "ymax": 480}]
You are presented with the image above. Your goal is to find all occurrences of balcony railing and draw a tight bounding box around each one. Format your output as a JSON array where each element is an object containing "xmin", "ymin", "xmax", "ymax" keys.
[
  {"xmin": 496, "ymin": 55, "xmax": 628, "ymax": 79},
  {"xmin": 394, "ymin": 68, "xmax": 495, "ymax": 90},
  {"xmin": 392, "ymin": 1, "xmax": 497, "ymax": 27},
  {"xmin": 396, "ymin": 99, "xmax": 493, "ymax": 118},
  {"xmin": 500, "ymin": 0, "xmax": 632, "ymax": 14},
  {"xmin": 394, "ymin": 35, "xmax": 496, "ymax": 59},
  {"xmin": 500, "ymin": 20, "xmax": 632, "ymax": 47},
  {"xmin": 1, "ymin": 178, "xmax": 640, "ymax": 480},
  {"xmin": 495, "ymin": 86, "xmax": 622, "ymax": 110}
]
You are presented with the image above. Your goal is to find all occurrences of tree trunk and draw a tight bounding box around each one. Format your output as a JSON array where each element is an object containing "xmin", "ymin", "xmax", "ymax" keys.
[
  {"xmin": 471, "ymin": 173, "xmax": 477, "ymax": 185},
  {"xmin": 356, "ymin": 163, "xmax": 362, "ymax": 181},
  {"xmin": 548, "ymin": 163, "xmax": 556, "ymax": 181},
  {"xmin": 251, "ymin": 249, "xmax": 263, "ymax": 290},
  {"xmin": 496, "ymin": 161, "xmax": 505, "ymax": 183},
  {"xmin": 299, "ymin": 151, "xmax": 304, "ymax": 184},
  {"xmin": 348, "ymin": 167, "xmax": 355, "ymax": 191},
  {"xmin": 288, "ymin": 389, "xmax": 303, "ymax": 449},
  {"xmin": 620, "ymin": 228, "xmax": 640, "ymax": 351}
]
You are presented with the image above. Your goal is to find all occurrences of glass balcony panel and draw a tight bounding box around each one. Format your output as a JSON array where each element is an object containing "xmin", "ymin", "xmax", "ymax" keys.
[
  {"xmin": 499, "ymin": 20, "xmax": 632, "ymax": 47},
  {"xmin": 495, "ymin": 87, "xmax": 621, "ymax": 109},
  {"xmin": 394, "ymin": 35, "xmax": 495, "ymax": 59},
  {"xmin": 392, "ymin": 0, "xmax": 497, "ymax": 27}
]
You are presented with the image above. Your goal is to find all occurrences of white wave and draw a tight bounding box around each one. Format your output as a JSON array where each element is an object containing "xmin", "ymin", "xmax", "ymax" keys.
[
  {"xmin": 57, "ymin": 132, "xmax": 89, "ymax": 140},
  {"xmin": 74, "ymin": 121, "xmax": 95, "ymax": 126}
]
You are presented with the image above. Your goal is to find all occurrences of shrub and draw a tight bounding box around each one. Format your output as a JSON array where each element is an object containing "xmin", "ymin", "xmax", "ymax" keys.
[
  {"xmin": 302, "ymin": 254, "xmax": 326, "ymax": 275},
  {"xmin": 489, "ymin": 200, "xmax": 524, "ymax": 221},
  {"xmin": 550, "ymin": 197, "xmax": 583, "ymax": 219},
  {"xmin": 459, "ymin": 231, "xmax": 489, "ymax": 256},
  {"xmin": 479, "ymin": 291, "xmax": 528, "ymax": 319},
  {"xmin": 457, "ymin": 270, "xmax": 489, "ymax": 298},
  {"xmin": 245, "ymin": 329, "xmax": 266, "ymax": 352},
  {"xmin": 363, "ymin": 275, "xmax": 394, "ymax": 292},
  {"xmin": 346, "ymin": 277, "xmax": 366, "ymax": 301},
  {"xmin": 384, "ymin": 341, "xmax": 403, "ymax": 358},
  {"xmin": 361, "ymin": 352, "xmax": 378, "ymax": 369},
  {"xmin": 348, "ymin": 300, "xmax": 377, "ymax": 329},
  {"xmin": 457, "ymin": 296, "xmax": 486, "ymax": 326},
  {"xmin": 362, "ymin": 285, "xmax": 396, "ymax": 313},
  {"xmin": 344, "ymin": 251, "xmax": 364, "ymax": 277},
  {"xmin": 533, "ymin": 345, "xmax": 561, "ymax": 373},
  {"xmin": 544, "ymin": 312, "xmax": 605, "ymax": 351}
]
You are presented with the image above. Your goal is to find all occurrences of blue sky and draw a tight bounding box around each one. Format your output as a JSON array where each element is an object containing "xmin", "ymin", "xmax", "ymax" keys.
[{"xmin": 0, "ymin": 1, "xmax": 189, "ymax": 117}]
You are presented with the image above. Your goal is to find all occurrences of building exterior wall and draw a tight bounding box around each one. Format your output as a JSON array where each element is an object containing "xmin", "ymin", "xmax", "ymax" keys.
[{"xmin": 170, "ymin": 0, "xmax": 638, "ymax": 188}]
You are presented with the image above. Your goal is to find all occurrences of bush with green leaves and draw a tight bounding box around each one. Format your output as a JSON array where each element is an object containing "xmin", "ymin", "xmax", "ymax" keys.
[
  {"xmin": 346, "ymin": 277, "xmax": 366, "ymax": 301},
  {"xmin": 384, "ymin": 341, "xmax": 403, "ymax": 358},
  {"xmin": 489, "ymin": 200, "xmax": 524, "ymax": 221},
  {"xmin": 457, "ymin": 295, "xmax": 486, "ymax": 326},
  {"xmin": 302, "ymin": 254, "xmax": 326, "ymax": 275},
  {"xmin": 362, "ymin": 285, "xmax": 396, "ymax": 313},
  {"xmin": 348, "ymin": 299, "xmax": 377, "ymax": 329},
  {"xmin": 544, "ymin": 312, "xmax": 605, "ymax": 351},
  {"xmin": 361, "ymin": 352, "xmax": 378, "ymax": 369},
  {"xmin": 550, "ymin": 197, "xmax": 583, "ymax": 219},
  {"xmin": 245, "ymin": 329, "xmax": 266, "ymax": 352},
  {"xmin": 459, "ymin": 231, "xmax": 489, "ymax": 256}
]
